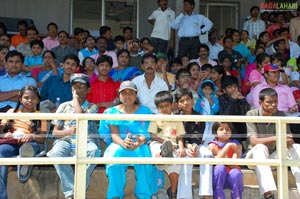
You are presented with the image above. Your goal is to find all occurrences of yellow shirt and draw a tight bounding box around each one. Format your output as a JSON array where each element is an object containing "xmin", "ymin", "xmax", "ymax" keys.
[{"xmin": 148, "ymin": 119, "xmax": 186, "ymax": 143}]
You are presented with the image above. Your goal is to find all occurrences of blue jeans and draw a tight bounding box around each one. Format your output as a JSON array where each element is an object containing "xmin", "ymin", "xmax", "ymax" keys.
[
  {"xmin": 0, "ymin": 142, "xmax": 40, "ymax": 199},
  {"xmin": 47, "ymin": 139, "xmax": 101, "ymax": 198}
]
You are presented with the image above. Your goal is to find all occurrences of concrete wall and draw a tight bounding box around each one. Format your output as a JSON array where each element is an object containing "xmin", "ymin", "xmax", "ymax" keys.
[
  {"xmin": 0, "ymin": 0, "xmax": 267, "ymax": 37},
  {"xmin": 0, "ymin": 0, "xmax": 71, "ymax": 34}
]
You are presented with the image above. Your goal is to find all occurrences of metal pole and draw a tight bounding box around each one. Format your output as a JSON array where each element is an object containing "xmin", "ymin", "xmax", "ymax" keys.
[
  {"xmin": 136, "ymin": 0, "xmax": 139, "ymax": 38},
  {"xmin": 102, "ymin": 0, "xmax": 105, "ymax": 26},
  {"xmin": 69, "ymin": 0, "xmax": 74, "ymax": 35}
]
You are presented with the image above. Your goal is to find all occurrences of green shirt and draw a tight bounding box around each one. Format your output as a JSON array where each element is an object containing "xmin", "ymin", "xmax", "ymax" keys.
[{"xmin": 246, "ymin": 108, "xmax": 291, "ymax": 154}]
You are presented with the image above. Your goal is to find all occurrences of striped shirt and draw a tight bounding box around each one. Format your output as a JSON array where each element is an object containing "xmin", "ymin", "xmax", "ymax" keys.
[{"xmin": 243, "ymin": 18, "xmax": 266, "ymax": 40}]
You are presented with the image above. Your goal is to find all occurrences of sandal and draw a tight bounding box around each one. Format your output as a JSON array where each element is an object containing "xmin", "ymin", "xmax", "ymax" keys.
[
  {"xmin": 161, "ymin": 140, "xmax": 173, "ymax": 157},
  {"xmin": 167, "ymin": 187, "xmax": 177, "ymax": 199},
  {"xmin": 17, "ymin": 143, "xmax": 35, "ymax": 183},
  {"xmin": 265, "ymin": 194, "xmax": 275, "ymax": 199}
]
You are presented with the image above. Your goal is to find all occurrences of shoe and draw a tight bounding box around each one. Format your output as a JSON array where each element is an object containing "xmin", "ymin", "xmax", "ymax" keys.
[
  {"xmin": 17, "ymin": 143, "xmax": 35, "ymax": 183},
  {"xmin": 152, "ymin": 188, "xmax": 167, "ymax": 199},
  {"xmin": 167, "ymin": 187, "xmax": 177, "ymax": 199},
  {"xmin": 161, "ymin": 140, "xmax": 173, "ymax": 157},
  {"xmin": 265, "ymin": 194, "xmax": 275, "ymax": 199}
]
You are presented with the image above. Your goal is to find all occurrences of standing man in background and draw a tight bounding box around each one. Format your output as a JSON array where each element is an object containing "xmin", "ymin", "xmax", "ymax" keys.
[
  {"xmin": 243, "ymin": 6, "xmax": 266, "ymax": 41},
  {"xmin": 290, "ymin": 7, "xmax": 300, "ymax": 43},
  {"xmin": 148, "ymin": 0, "xmax": 175, "ymax": 54},
  {"xmin": 99, "ymin": 26, "xmax": 115, "ymax": 51},
  {"xmin": 171, "ymin": 0, "xmax": 213, "ymax": 59}
]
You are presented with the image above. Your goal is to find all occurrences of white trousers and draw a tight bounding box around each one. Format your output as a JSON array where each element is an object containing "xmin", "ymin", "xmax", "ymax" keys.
[
  {"xmin": 177, "ymin": 145, "xmax": 213, "ymax": 199},
  {"xmin": 246, "ymin": 143, "xmax": 300, "ymax": 196}
]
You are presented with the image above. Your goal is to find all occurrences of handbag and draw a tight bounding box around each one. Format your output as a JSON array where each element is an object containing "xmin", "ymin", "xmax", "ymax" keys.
[{"xmin": 0, "ymin": 138, "xmax": 20, "ymax": 145}]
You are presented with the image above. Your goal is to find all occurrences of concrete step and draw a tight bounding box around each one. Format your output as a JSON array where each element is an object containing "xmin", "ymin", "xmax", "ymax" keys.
[{"xmin": 6, "ymin": 166, "xmax": 300, "ymax": 199}]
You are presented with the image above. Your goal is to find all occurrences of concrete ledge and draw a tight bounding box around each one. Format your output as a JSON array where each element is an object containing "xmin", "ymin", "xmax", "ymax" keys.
[{"xmin": 6, "ymin": 166, "xmax": 299, "ymax": 199}]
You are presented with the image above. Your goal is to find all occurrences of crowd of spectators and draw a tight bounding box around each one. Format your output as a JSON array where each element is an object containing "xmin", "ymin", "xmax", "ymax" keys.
[{"xmin": 1, "ymin": 0, "xmax": 300, "ymax": 198}]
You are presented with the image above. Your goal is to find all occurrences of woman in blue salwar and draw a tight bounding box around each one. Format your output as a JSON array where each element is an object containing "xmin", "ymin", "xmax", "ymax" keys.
[
  {"xmin": 109, "ymin": 49, "xmax": 141, "ymax": 82},
  {"xmin": 99, "ymin": 80, "xmax": 158, "ymax": 199}
]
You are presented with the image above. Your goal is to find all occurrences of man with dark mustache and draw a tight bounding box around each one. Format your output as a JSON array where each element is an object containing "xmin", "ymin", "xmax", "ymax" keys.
[{"xmin": 132, "ymin": 53, "xmax": 169, "ymax": 113}]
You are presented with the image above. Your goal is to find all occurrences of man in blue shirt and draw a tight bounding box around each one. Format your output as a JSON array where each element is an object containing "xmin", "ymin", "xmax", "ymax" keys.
[
  {"xmin": 40, "ymin": 54, "xmax": 79, "ymax": 110},
  {"xmin": 0, "ymin": 50, "xmax": 36, "ymax": 112},
  {"xmin": 171, "ymin": 0, "xmax": 213, "ymax": 59}
]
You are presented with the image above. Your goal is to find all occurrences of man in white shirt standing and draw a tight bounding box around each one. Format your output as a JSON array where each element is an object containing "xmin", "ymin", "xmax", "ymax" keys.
[
  {"xmin": 243, "ymin": 6, "xmax": 266, "ymax": 40},
  {"xmin": 132, "ymin": 53, "xmax": 169, "ymax": 113},
  {"xmin": 148, "ymin": 0, "xmax": 175, "ymax": 54}
]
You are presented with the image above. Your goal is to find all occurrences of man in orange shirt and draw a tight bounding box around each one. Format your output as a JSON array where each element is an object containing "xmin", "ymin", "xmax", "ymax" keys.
[{"xmin": 11, "ymin": 20, "xmax": 29, "ymax": 48}]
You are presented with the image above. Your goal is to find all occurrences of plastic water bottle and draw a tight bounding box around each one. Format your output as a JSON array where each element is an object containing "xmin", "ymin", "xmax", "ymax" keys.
[
  {"xmin": 55, "ymin": 97, "xmax": 61, "ymax": 109},
  {"xmin": 126, "ymin": 133, "xmax": 133, "ymax": 147}
]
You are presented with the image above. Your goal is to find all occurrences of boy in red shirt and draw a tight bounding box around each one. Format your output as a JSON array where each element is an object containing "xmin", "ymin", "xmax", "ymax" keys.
[{"xmin": 86, "ymin": 55, "xmax": 120, "ymax": 113}]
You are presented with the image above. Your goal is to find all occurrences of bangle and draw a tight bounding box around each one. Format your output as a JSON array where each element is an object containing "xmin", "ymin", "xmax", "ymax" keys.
[{"xmin": 73, "ymin": 95, "xmax": 79, "ymax": 98}]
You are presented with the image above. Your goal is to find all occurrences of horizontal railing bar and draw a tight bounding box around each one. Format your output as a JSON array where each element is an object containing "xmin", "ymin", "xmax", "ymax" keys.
[
  {"xmin": 0, "ymin": 113, "xmax": 297, "ymax": 199},
  {"xmin": 2, "ymin": 157, "xmax": 300, "ymax": 167},
  {"xmin": 0, "ymin": 157, "xmax": 76, "ymax": 165},
  {"xmin": 0, "ymin": 113, "xmax": 300, "ymax": 123}
]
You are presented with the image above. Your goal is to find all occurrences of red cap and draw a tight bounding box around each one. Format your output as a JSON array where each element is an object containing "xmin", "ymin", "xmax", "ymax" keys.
[{"xmin": 263, "ymin": 64, "xmax": 284, "ymax": 73}]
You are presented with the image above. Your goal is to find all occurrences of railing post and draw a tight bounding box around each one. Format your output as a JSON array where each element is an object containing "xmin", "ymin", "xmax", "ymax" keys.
[
  {"xmin": 277, "ymin": 118, "xmax": 289, "ymax": 199},
  {"xmin": 74, "ymin": 117, "xmax": 88, "ymax": 199}
]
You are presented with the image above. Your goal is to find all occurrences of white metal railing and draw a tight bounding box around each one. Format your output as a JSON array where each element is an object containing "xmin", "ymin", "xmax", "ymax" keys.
[{"xmin": 0, "ymin": 113, "xmax": 300, "ymax": 199}]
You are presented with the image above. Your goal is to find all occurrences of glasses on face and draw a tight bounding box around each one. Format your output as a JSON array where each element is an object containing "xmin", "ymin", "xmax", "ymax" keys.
[
  {"xmin": 86, "ymin": 40, "xmax": 95, "ymax": 43},
  {"xmin": 143, "ymin": 62, "xmax": 155, "ymax": 67}
]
